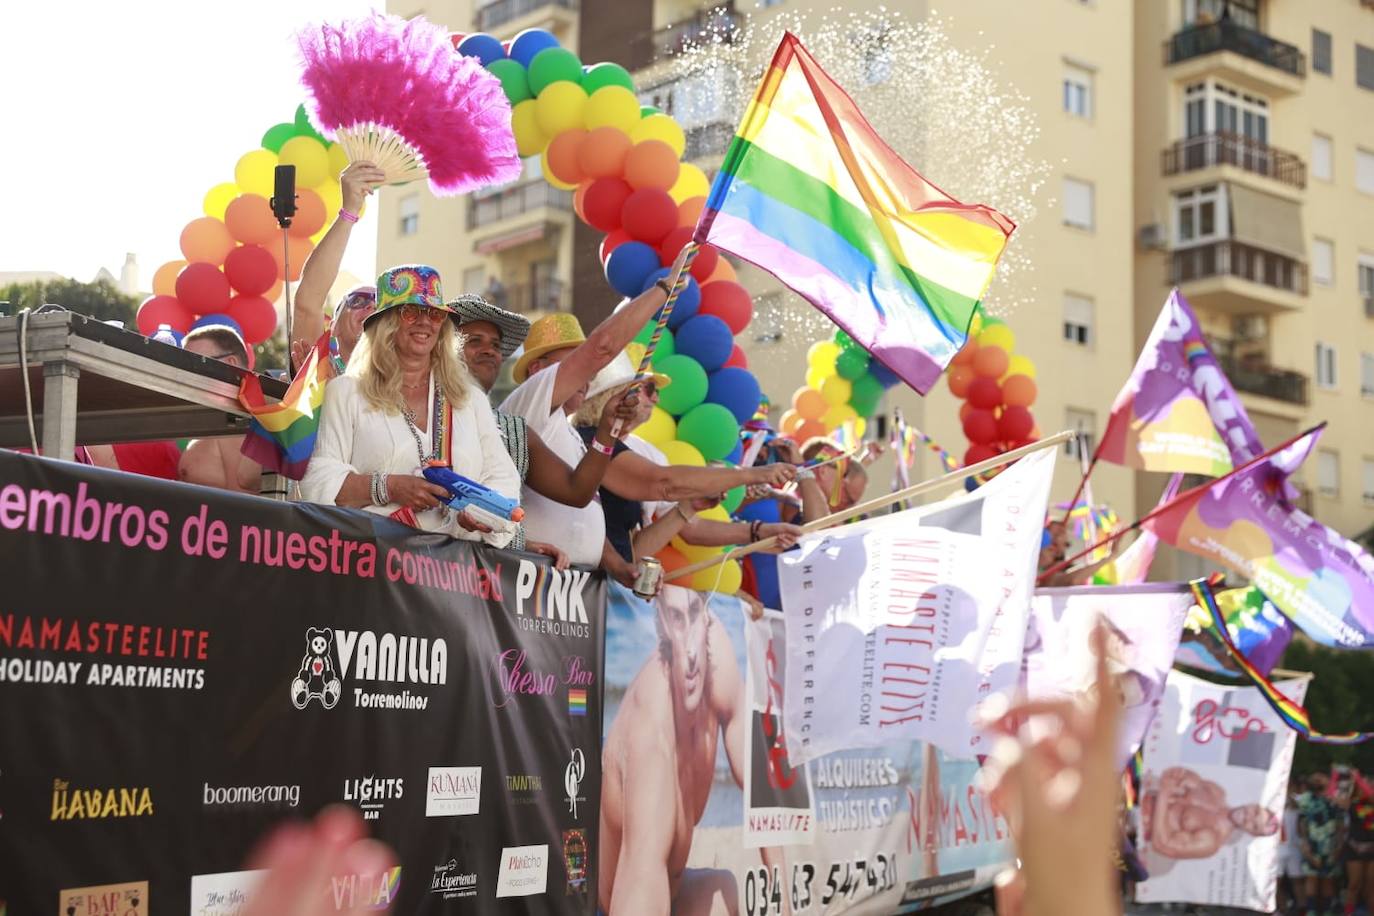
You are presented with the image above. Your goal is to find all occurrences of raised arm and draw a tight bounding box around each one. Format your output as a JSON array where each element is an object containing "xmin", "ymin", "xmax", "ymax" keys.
[
  {"xmin": 602, "ymin": 451, "xmax": 795, "ymax": 504},
  {"xmin": 524, "ymin": 390, "xmax": 636, "ymax": 507}
]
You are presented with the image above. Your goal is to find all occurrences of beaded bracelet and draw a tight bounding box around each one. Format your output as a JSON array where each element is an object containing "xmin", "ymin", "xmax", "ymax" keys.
[
  {"xmin": 750, "ymin": 520, "xmax": 763, "ymax": 542},
  {"xmin": 338, "ymin": 208, "xmax": 360, "ymax": 224},
  {"xmin": 370, "ymin": 471, "xmax": 389, "ymax": 506}
]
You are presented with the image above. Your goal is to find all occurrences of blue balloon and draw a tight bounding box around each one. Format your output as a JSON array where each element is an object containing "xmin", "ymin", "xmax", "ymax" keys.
[
  {"xmin": 869, "ymin": 357, "xmax": 901, "ymax": 388},
  {"xmin": 192, "ymin": 313, "xmax": 243, "ymax": 338},
  {"xmin": 707, "ymin": 366, "xmax": 762, "ymax": 424},
  {"xmin": 737, "ymin": 497, "xmax": 780, "ymax": 523},
  {"xmin": 640, "ymin": 268, "xmax": 700, "ymax": 328},
  {"xmin": 725, "ymin": 440, "xmax": 744, "ymax": 465},
  {"xmin": 509, "ymin": 28, "xmax": 560, "ymax": 68},
  {"xmin": 674, "ymin": 315, "xmax": 733, "ymax": 372},
  {"xmin": 605, "ymin": 241, "xmax": 661, "ymax": 297},
  {"xmin": 457, "ymin": 33, "xmax": 506, "ymax": 66}
]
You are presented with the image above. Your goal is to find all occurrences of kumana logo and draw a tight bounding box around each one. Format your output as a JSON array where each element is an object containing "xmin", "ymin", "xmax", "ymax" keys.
[
  {"xmin": 291, "ymin": 627, "xmax": 341, "ymax": 710},
  {"xmin": 564, "ymin": 747, "xmax": 586, "ymax": 820}
]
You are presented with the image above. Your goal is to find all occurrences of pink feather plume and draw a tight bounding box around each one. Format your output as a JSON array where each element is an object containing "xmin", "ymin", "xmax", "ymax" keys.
[{"xmin": 297, "ymin": 12, "xmax": 521, "ymax": 195}]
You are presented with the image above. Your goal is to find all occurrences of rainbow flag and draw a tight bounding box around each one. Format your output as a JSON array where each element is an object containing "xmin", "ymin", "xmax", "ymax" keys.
[
  {"xmin": 238, "ymin": 333, "xmax": 336, "ymax": 480},
  {"xmin": 693, "ymin": 33, "xmax": 1016, "ymax": 394},
  {"xmin": 568, "ymin": 688, "xmax": 587, "ymax": 716}
]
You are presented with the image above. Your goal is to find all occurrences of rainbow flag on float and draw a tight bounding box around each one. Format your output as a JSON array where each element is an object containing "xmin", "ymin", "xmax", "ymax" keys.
[
  {"xmin": 693, "ymin": 32, "xmax": 1016, "ymax": 394},
  {"xmin": 238, "ymin": 334, "xmax": 336, "ymax": 479}
]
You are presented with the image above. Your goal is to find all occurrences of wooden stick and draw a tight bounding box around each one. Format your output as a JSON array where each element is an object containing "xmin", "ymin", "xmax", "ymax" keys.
[{"xmin": 666, "ymin": 430, "xmax": 1074, "ymax": 582}]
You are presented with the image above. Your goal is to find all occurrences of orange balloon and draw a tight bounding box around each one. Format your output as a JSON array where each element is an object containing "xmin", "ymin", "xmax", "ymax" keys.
[
  {"xmin": 947, "ymin": 364, "xmax": 975, "ymax": 398},
  {"xmin": 224, "ymin": 194, "xmax": 279, "ymax": 246},
  {"xmin": 950, "ymin": 340, "xmax": 978, "ymax": 367},
  {"xmin": 779, "ymin": 409, "xmax": 803, "ymax": 434},
  {"xmin": 972, "ymin": 344, "xmax": 1009, "ymax": 379},
  {"xmin": 546, "ymin": 129, "xmax": 587, "ymax": 186},
  {"xmin": 269, "ymin": 235, "xmax": 314, "ymax": 282},
  {"xmin": 624, "ymin": 140, "xmax": 681, "ymax": 191},
  {"xmin": 288, "ymin": 188, "xmax": 327, "ymax": 238},
  {"xmin": 959, "ymin": 400, "xmax": 974, "ymax": 422},
  {"xmin": 576, "ymin": 126, "xmax": 631, "ymax": 179},
  {"xmin": 1001, "ymin": 373, "xmax": 1038, "ymax": 408},
  {"xmin": 705, "ymin": 257, "xmax": 736, "ymax": 284},
  {"xmin": 656, "ymin": 545, "xmax": 689, "ymax": 574},
  {"xmin": 1029, "ymin": 424, "xmax": 1042, "ymax": 440},
  {"xmin": 263, "ymin": 278, "xmax": 284, "ymax": 304},
  {"xmin": 793, "ymin": 419, "xmax": 827, "ymax": 442},
  {"xmin": 573, "ymin": 182, "xmax": 590, "ymax": 221},
  {"xmin": 677, "ymin": 195, "xmax": 706, "ymax": 228},
  {"xmin": 152, "ymin": 259, "xmax": 186, "ymax": 296},
  {"xmin": 180, "ymin": 217, "xmax": 235, "ymax": 265},
  {"xmin": 794, "ymin": 387, "xmax": 827, "ymax": 420}
]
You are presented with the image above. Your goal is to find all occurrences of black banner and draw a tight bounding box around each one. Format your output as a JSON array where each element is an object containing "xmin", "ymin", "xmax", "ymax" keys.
[{"xmin": 0, "ymin": 450, "xmax": 604, "ymax": 914}]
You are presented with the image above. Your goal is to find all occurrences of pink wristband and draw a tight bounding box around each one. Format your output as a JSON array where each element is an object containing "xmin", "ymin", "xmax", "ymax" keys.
[
  {"xmin": 338, "ymin": 208, "xmax": 360, "ymax": 224},
  {"xmin": 590, "ymin": 438, "xmax": 615, "ymax": 457}
]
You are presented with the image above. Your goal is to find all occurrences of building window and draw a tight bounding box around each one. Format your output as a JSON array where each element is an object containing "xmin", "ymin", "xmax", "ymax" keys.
[
  {"xmin": 1315, "ymin": 342, "xmax": 1338, "ymax": 390},
  {"xmin": 1312, "ymin": 237, "xmax": 1335, "ymax": 286},
  {"xmin": 1358, "ymin": 149, "xmax": 1374, "ymax": 194},
  {"xmin": 1063, "ymin": 62, "xmax": 1094, "ymax": 118},
  {"xmin": 1316, "ymin": 450, "xmax": 1340, "ymax": 499},
  {"xmin": 1185, "ymin": 0, "xmax": 1258, "ymax": 30},
  {"xmin": 1063, "ymin": 293, "xmax": 1094, "ymax": 346},
  {"xmin": 461, "ymin": 266, "xmax": 485, "ymax": 294},
  {"xmin": 1362, "ymin": 352, "xmax": 1374, "ymax": 397},
  {"xmin": 1063, "ymin": 177, "xmax": 1094, "ymax": 230},
  {"xmin": 1312, "ymin": 133, "xmax": 1333, "ymax": 181},
  {"xmin": 1363, "ymin": 458, "xmax": 1374, "ymax": 504},
  {"xmin": 1181, "ymin": 80, "xmax": 1268, "ymax": 142},
  {"xmin": 1313, "ymin": 29, "xmax": 1333, "ymax": 75},
  {"xmin": 398, "ymin": 194, "xmax": 420, "ymax": 236},
  {"xmin": 1173, "ymin": 184, "xmax": 1226, "ymax": 246},
  {"xmin": 1359, "ymin": 255, "xmax": 1374, "ymax": 304},
  {"xmin": 1064, "ymin": 408, "xmax": 1096, "ymax": 459},
  {"xmin": 1359, "ymin": 44, "xmax": 1374, "ymax": 91}
]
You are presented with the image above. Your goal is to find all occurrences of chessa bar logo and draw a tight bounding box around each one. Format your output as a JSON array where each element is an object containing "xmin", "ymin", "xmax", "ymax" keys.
[
  {"xmin": 59, "ymin": 879, "xmax": 147, "ymax": 914},
  {"xmin": 512, "ymin": 559, "xmax": 593, "ymax": 638},
  {"xmin": 51, "ymin": 779, "xmax": 153, "ymax": 820},
  {"xmin": 290, "ymin": 627, "xmax": 448, "ymax": 713}
]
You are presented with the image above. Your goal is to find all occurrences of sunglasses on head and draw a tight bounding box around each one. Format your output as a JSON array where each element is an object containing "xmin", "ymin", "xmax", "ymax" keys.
[
  {"xmin": 342, "ymin": 297, "xmax": 376, "ymax": 312},
  {"xmin": 397, "ymin": 304, "xmax": 446, "ymax": 324}
]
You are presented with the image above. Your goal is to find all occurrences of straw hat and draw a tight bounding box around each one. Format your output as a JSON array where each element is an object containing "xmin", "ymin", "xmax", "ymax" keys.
[
  {"xmin": 446, "ymin": 294, "xmax": 530, "ymax": 358},
  {"xmin": 511, "ymin": 312, "xmax": 587, "ymax": 383},
  {"xmin": 364, "ymin": 265, "xmax": 451, "ymax": 329}
]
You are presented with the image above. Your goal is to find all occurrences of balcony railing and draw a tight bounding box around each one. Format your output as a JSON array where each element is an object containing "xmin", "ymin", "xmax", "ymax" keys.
[
  {"xmin": 1170, "ymin": 240, "xmax": 1308, "ymax": 295},
  {"xmin": 468, "ymin": 180, "xmax": 572, "ymax": 229},
  {"xmin": 1216, "ymin": 353, "xmax": 1309, "ymax": 405},
  {"xmin": 475, "ymin": 0, "xmax": 576, "ymax": 31},
  {"xmin": 1161, "ymin": 132, "xmax": 1306, "ymax": 188},
  {"xmin": 632, "ymin": 4, "xmax": 741, "ymax": 64},
  {"xmin": 1165, "ymin": 19, "xmax": 1305, "ymax": 77}
]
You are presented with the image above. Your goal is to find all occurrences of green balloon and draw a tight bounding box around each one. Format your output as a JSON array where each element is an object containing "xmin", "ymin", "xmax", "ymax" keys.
[
  {"xmin": 655, "ymin": 354, "xmax": 708, "ymax": 416},
  {"xmin": 581, "ymin": 62, "xmax": 635, "ymax": 94},
  {"xmin": 639, "ymin": 105, "xmax": 661, "ymax": 117},
  {"xmin": 834, "ymin": 329, "xmax": 856, "ymax": 349},
  {"xmin": 677, "ymin": 403, "xmax": 740, "ymax": 462},
  {"xmin": 292, "ymin": 104, "xmax": 326, "ymax": 143},
  {"xmin": 849, "ymin": 373, "xmax": 885, "ymax": 417},
  {"xmin": 528, "ymin": 47, "xmax": 584, "ymax": 95},
  {"xmin": 835, "ymin": 346, "xmax": 870, "ymax": 380},
  {"xmin": 636, "ymin": 321, "xmax": 675, "ymax": 360},
  {"xmin": 722, "ymin": 484, "xmax": 745, "ymax": 514},
  {"xmin": 261, "ymin": 122, "xmax": 297, "ymax": 153},
  {"xmin": 487, "ymin": 58, "xmax": 532, "ymax": 104}
]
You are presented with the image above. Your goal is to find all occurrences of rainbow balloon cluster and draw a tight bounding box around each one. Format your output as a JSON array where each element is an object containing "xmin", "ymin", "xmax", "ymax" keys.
[
  {"xmin": 946, "ymin": 313, "xmax": 1040, "ymax": 466},
  {"xmin": 781, "ymin": 329, "xmax": 902, "ymax": 442},
  {"xmin": 137, "ymin": 106, "xmax": 349, "ymax": 349},
  {"xmin": 459, "ymin": 27, "xmax": 767, "ymax": 593}
]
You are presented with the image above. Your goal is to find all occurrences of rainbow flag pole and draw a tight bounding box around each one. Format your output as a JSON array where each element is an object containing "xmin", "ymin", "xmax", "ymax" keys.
[{"xmin": 238, "ymin": 332, "xmax": 337, "ymax": 479}]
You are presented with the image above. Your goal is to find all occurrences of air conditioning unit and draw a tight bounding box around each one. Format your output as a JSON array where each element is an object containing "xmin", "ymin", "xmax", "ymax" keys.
[
  {"xmin": 1364, "ymin": 296, "xmax": 1374, "ymax": 319},
  {"xmin": 1138, "ymin": 223, "xmax": 1167, "ymax": 250}
]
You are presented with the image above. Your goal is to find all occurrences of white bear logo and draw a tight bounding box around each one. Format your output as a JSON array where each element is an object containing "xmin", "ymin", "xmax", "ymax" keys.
[{"xmin": 291, "ymin": 627, "xmax": 342, "ymax": 710}]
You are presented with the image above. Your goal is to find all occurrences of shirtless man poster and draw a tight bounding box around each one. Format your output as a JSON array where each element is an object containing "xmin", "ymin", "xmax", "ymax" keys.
[{"xmin": 1144, "ymin": 765, "xmax": 1280, "ymax": 859}]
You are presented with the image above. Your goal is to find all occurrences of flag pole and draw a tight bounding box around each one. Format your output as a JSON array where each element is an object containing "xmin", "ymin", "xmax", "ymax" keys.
[
  {"xmin": 666, "ymin": 429, "xmax": 1074, "ymax": 583},
  {"xmin": 1060, "ymin": 432, "xmax": 1101, "ymax": 526},
  {"xmin": 1037, "ymin": 424, "xmax": 1323, "ymax": 584}
]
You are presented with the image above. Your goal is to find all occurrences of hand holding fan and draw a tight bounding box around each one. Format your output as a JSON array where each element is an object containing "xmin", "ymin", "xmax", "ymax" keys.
[{"xmin": 297, "ymin": 12, "xmax": 521, "ymax": 195}]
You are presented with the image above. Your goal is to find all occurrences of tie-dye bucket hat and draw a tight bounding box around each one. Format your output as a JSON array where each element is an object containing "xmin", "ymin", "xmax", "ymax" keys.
[{"xmin": 364, "ymin": 265, "xmax": 452, "ymax": 328}]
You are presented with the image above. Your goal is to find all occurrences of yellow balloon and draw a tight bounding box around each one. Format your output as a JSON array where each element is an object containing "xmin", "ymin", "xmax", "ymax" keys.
[
  {"xmin": 698, "ymin": 505, "xmax": 730, "ymax": 524},
  {"xmin": 852, "ymin": 416, "xmax": 867, "ymax": 438},
  {"xmin": 668, "ymin": 163, "xmax": 710, "ymax": 204},
  {"xmin": 512, "ymin": 99, "xmax": 548, "ymax": 157},
  {"xmin": 968, "ymin": 311, "xmax": 984, "ymax": 338},
  {"xmin": 808, "ymin": 339, "xmax": 841, "ymax": 373},
  {"xmin": 584, "ymin": 86, "xmax": 642, "ymax": 133},
  {"xmin": 234, "ymin": 149, "xmax": 278, "ymax": 197},
  {"xmin": 690, "ymin": 558, "xmax": 741, "ymax": 594},
  {"xmin": 630, "ymin": 114, "xmax": 686, "ymax": 158},
  {"xmin": 540, "ymin": 147, "xmax": 578, "ymax": 190},
  {"xmin": 202, "ymin": 182, "xmax": 240, "ymax": 220},
  {"xmin": 977, "ymin": 323, "xmax": 1016, "ymax": 353},
  {"xmin": 672, "ymin": 536, "xmax": 722, "ymax": 563},
  {"xmin": 326, "ymin": 142, "xmax": 350, "ymax": 182},
  {"xmin": 638, "ymin": 406, "xmax": 677, "ymax": 446},
  {"xmin": 820, "ymin": 375, "xmax": 852, "ymax": 407},
  {"xmin": 659, "ymin": 438, "xmax": 706, "ymax": 467},
  {"xmin": 279, "ymin": 136, "xmax": 331, "ymax": 188},
  {"xmin": 823, "ymin": 403, "xmax": 858, "ymax": 430},
  {"xmin": 1006, "ymin": 354, "xmax": 1037, "ymax": 380},
  {"xmin": 805, "ymin": 365, "xmax": 829, "ymax": 390},
  {"xmin": 316, "ymin": 180, "xmax": 343, "ymax": 221},
  {"xmin": 534, "ymin": 82, "xmax": 587, "ymax": 139}
]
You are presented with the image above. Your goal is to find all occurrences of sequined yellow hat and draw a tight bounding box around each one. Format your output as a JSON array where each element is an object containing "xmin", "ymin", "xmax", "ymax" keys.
[{"xmin": 511, "ymin": 312, "xmax": 587, "ymax": 384}]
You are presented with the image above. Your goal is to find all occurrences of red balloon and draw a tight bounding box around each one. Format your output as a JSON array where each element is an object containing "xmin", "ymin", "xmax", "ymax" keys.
[
  {"xmin": 223, "ymin": 244, "xmax": 278, "ymax": 296},
  {"xmin": 583, "ymin": 178, "xmax": 633, "ymax": 233},
  {"xmin": 697, "ymin": 280, "xmax": 752, "ymax": 334},
  {"xmin": 175, "ymin": 262, "xmax": 231, "ymax": 315},
  {"xmin": 599, "ymin": 229, "xmax": 633, "ymax": 264},
  {"xmin": 657, "ymin": 226, "xmax": 694, "ymax": 264},
  {"xmin": 688, "ymin": 243, "xmax": 719, "ymax": 282},
  {"xmin": 136, "ymin": 294, "xmax": 195, "ymax": 336},
  {"xmin": 962, "ymin": 408, "xmax": 998, "ymax": 445},
  {"xmin": 967, "ymin": 376, "xmax": 1002, "ymax": 410},
  {"xmin": 227, "ymin": 294, "xmax": 278, "ymax": 345},
  {"xmin": 972, "ymin": 344, "xmax": 1009, "ymax": 379},
  {"xmin": 964, "ymin": 443, "xmax": 998, "ymax": 466},
  {"xmin": 947, "ymin": 364, "xmax": 974, "ymax": 398},
  {"xmin": 959, "ymin": 401, "xmax": 974, "ymax": 422},
  {"xmin": 620, "ymin": 187, "xmax": 677, "ymax": 244},
  {"xmin": 723, "ymin": 344, "xmax": 748, "ymax": 369},
  {"xmin": 997, "ymin": 405, "xmax": 1035, "ymax": 442}
]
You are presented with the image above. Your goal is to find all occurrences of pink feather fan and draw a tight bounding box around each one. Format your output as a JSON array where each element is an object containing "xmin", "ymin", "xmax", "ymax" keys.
[{"xmin": 297, "ymin": 12, "xmax": 521, "ymax": 195}]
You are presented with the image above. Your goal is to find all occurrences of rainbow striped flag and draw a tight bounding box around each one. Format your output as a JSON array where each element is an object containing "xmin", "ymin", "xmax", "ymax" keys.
[
  {"xmin": 568, "ymin": 688, "xmax": 587, "ymax": 717},
  {"xmin": 693, "ymin": 32, "xmax": 1016, "ymax": 394},
  {"xmin": 238, "ymin": 334, "xmax": 336, "ymax": 480}
]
